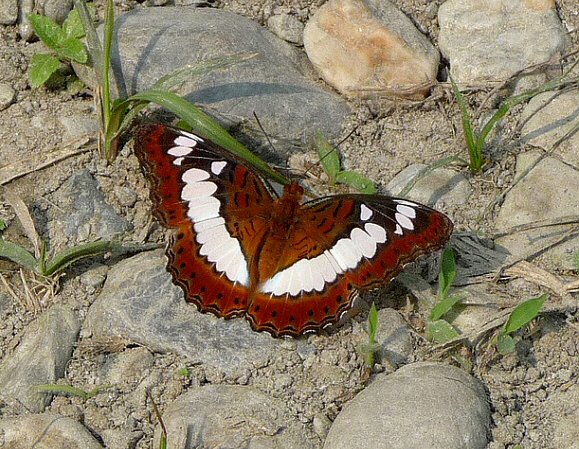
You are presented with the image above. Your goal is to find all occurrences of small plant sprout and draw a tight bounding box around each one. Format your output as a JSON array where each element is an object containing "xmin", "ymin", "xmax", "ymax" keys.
[
  {"xmin": 426, "ymin": 246, "xmax": 462, "ymax": 344},
  {"xmin": 26, "ymin": 7, "xmax": 90, "ymax": 89},
  {"xmin": 177, "ymin": 367, "xmax": 190, "ymax": 378},
  {"xmin": 492, "ymin": 294, "xmax": 547, "ymax": 355},
  {"xmin": 314, "ymin": 131, "xmax": 375, "ymax": 194},
  {"xmin": 356, "ymin": 302, "xmax": 381, "ymax": 368},
  {"xmin": 449, "ymin": 60, "xmax": 579, "ymax": 175}
]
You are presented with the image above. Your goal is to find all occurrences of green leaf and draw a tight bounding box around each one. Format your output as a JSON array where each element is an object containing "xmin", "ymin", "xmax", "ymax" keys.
[
  {"xmin": 438, "ymin": 246, "xmax": 455, "ymax": 300},
  {"xmin": 29, "ymin": 54, "xmax": 60, "ymax": 88},
  {"xmin": 428, "ymin": 295, "xmax": 462, "ymax": 322},
  {"xmin": 63, "ymin": 9, "xmax": 86, "ymax": 39},
  {"xmin": 335, "ymin": 171, "xmax": 375, "ymax": 194},
  {"xmin": 177, "ymin": 367, "xmax": 190, "ymax": 377},
  {"xmin": 368, "ymin": 302, "xmax": 378, "ymax": 345},
  {"xmin": 26, "ymin": 13, "xmax": 65, "ymax": 51},
  {"xmin": 0, "ymin": 239, "xmax": 38, "ymax": 272},
  {"xmin": 314, "ymin": 131, "xmax": 340, "ymax": 183},
  {"xmin": 495, "ymin": 333, "xmax": 515, "ymax": 355},
  {"xmin": 502, "ymin": 294, "xmax": 546, "ymax": 335},
  {"xmin": 426, "ymin": 319, "xmax": 459, "ymax": 343},
  {"xmin": 56, "ymin": 36, "xmax": 87, "ymax": 63}
]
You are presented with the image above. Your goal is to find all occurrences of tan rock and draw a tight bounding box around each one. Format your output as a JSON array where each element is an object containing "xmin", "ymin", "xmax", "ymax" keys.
[{"xmin": 304, "ymin": 0, "xmax": 439, "ymax": 98}]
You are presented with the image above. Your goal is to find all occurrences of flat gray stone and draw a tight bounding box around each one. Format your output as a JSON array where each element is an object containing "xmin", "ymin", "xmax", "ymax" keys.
[
  {"xmin": 0, "ymin": 306, "xmax": 80, "ymax": 413},
  {"xmin": 0, "ymin": 0, "xmax": 17, "ymax": 25},
  {"xmin": 386, "ymin": 164, "xmax": 471, "ymax": 207},
  {"xmin": 521, "ymin": 90, "xmax": 579, "ymax": 168},
  {"xmin": 85, "ymin": 250, "xmax": 282, "ymax": 374},
  {"xmin": 74, "ymin": 7, "xmax": 348, "ymax": 153},
  {"xmin": 0, "ymin": 413, "xmax": 103, "ymax": 449},
  {"xmin": 154, "ymin": 385, "xmax": 316, "ymax": 448},
  {"xmin": 375, "ymin": 308, "xmax": 413, "ymax": 369},
  {"xmin": 438, "ymin": 0, "xmax": 568, "ymax": 84},
  {"xmin": 324, "ymin": 362, "xmax": 491, "ymax": 449},
  {"xmin": 496, "ymin": 151, "xmax": 579, "ymax": 270}
]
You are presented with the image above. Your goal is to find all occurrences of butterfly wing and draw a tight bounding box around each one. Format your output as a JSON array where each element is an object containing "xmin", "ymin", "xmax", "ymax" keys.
[
  {"xmin": 134, "ymin": 124, "xmax": 278, "ymax": 318},
  {"xmin": 245, "ymin": 195, "xmax": 453, "ymax": 336}
]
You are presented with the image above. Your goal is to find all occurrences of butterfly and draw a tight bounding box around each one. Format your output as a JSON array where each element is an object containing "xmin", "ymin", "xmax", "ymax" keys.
[{"xmin": 134, "ymin": 124, "xmax": 453, "ymax": 337}]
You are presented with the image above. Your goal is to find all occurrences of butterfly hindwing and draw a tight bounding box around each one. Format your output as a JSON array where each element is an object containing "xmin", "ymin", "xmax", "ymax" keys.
[{"xmin": 244, "ymin": 195, "xmax": 453, "ymax": 336}]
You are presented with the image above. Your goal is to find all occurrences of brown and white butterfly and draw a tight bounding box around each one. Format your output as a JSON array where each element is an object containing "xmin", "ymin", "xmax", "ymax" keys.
[{"xmin": 134, "ymin": 124, "xmax": 453, "ymax": 337}]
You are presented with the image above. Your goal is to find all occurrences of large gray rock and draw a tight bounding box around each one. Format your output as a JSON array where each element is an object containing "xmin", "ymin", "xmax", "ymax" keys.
[
  {"xmin": 324, "ymin": 362, "xmax": 491, "ymax": 449},
  {"xmin": 439, "ymin": 0, "xmax": 568, "ymax": 84},
  {"xmin": 495, "ymin": 151, "xmax": 579, "ymax": 271},
  {"xmin": 85, "ymin": 250, "xmax": 284, "ymax": 375},
  {"xmin": 0, "ymin": 413, "xmax": 103, "ymax": 449}
]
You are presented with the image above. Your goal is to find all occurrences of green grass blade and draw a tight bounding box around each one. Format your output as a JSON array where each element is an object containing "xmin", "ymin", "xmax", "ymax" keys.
[
  {"xmin": 31, "ymin": 384, "xmax": 90, "ymax": 399},
  {"xmin": 428, "ymin": 295, "xmax": 462, "ymax": 322},
  {"xmin": 41, "ymin": 240, "xmax": 124, "ymax": 277},
  {"xmin": 449, "ymin": 74, "xmax": 480, "ymax": 173},
  {"xmin": 0, "ymin": 239, "xmax": 39, "ymax": 272},
  {"xmin": 101, "ymin": 0, "xmax": 114, "ymax": 131},
  {"xmin": 368, "ymin": 302, "xmax": 378, "ymax": 345},
  {"xmin": 438, "ymin": 246, "xmax": 455, "ymax": 300},
  {"xmin": 124, "ymin": 90, "xmax": 289, "ymax": 185},
  {"xmin": 28, "ymin": 54, "xmax": 60, "ymax": 88},
  {"xmin": 503, "ymin": 294, "xmax": 546, "ymax": 335},
  {"xmin": 72, "ymin": 0, "xmax": 103, "ymax": 85}
]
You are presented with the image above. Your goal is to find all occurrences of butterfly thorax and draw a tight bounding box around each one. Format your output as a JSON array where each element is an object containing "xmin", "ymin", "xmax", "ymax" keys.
[{"xmin": 249, "ymin": 183, "xmax": 305, "ymax": 289}]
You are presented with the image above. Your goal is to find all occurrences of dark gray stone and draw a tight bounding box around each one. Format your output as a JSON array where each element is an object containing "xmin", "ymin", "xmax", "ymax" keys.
[
  {"xmin": 51, "ymin": 170, "xmax": 131, "ymax": 243},
  {"xmin": 0, "ymin": 306, "xmax": 80, "ymax": 413}
]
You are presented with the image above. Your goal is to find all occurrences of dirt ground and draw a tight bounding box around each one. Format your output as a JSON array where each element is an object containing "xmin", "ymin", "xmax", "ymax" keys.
[{"xmin": 1, "ymin": 0, "xmax": 579, "ymax": 448}]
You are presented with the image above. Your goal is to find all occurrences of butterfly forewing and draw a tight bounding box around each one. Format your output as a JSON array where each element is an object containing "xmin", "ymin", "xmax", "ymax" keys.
[{"xmin": 134, "ymin": 125, "xmax": 277, "ymax": 317}]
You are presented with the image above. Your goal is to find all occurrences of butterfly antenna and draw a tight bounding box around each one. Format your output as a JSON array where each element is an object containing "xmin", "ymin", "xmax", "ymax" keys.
[{"xmin": 253, "ymin": 111, "xmax": 278, "ymax": 154}]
